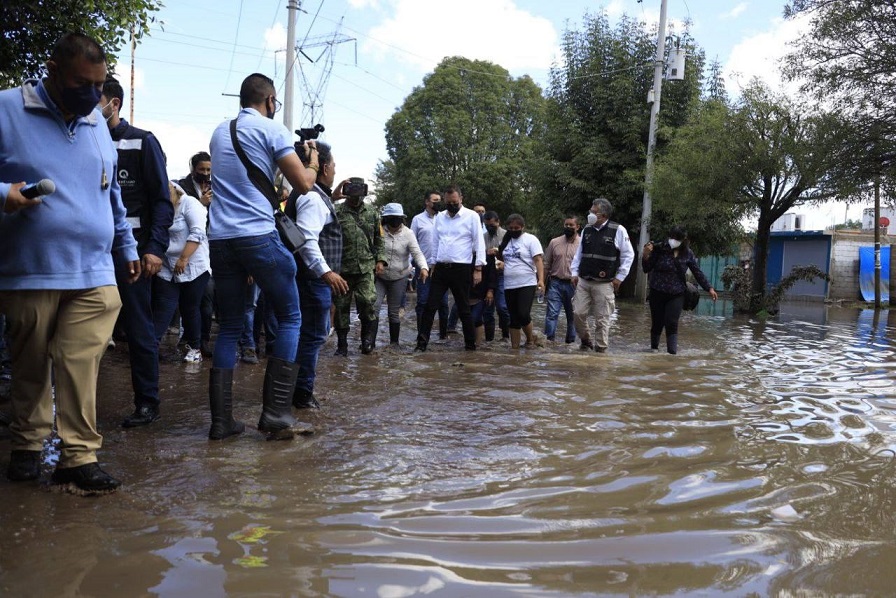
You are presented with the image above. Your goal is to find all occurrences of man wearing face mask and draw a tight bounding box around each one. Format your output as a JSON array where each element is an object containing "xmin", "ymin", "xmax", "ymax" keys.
[
  {"xmin": 0, "ymin": 33, "xmax": 141, "ymax": 493},
  {"xmin": 332, "ymin": 180, "xmax": 386, "ymax": 356},
  {"xmin": 411, "ymin": 191, "xmax": 450, "ymax": 339},
  {"xmin": 415, "ymin": 184, "xmax": 487, "ymax": 352},
  {"xmin": 543, "ymin": 215, "xmax": 581, "ymax": 344},
  {"xmin": 570, "ymin": 198, "xmax": 634, "ymax": 352},
  {"xmin": 100, "ymin": 75, "xmax": 174, "ymax": 429},
  {"xmin": 206, "ymin": 73, "xmax": 319, "ymax": 441},
  {"xmin": 178, "ymin": 151, "xmax": 213, "ymax": 208}
]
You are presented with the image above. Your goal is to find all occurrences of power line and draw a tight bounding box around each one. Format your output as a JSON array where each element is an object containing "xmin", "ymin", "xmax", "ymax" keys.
[{"xmin": 223, "ymin": 0, "xmax": 246, "ymax": 93}]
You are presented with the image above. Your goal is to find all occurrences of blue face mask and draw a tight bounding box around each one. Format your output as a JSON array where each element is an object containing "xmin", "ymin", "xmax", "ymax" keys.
[{"xmin": 61, "ymin": 83, "xmax": 102, "ymax": 117}]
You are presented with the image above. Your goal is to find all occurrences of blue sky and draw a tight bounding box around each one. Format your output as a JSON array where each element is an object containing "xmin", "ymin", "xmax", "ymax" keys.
[{"xmin": 112, "ymin": 0, "xmax": 860, "ymax": 228}]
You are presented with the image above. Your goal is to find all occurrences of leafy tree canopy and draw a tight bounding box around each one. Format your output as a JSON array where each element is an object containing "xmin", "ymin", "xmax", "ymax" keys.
[
  {"xmin": 652, "ymin": 80, "xmax": 865, "ymax": 310},
  {"xmin": 375, "ymin": 56, "xmax": 546, "ymax": 223},
  {"xmin": 0, "ymin": 0, "xmax": 163, "ymax": 89},
  {"xmin": 533, "ymin": 10, "xmax": 705, "ymax": 245}
]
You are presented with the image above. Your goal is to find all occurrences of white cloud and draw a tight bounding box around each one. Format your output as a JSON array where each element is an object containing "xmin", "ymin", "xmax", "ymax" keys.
[
  {"xmin": 264, "ymin": 23, "xmax": 287, "ymax": 53},
  {"xmin": 721, "ymin": 2, "xmax": 749, "ymax": 20},
  {"xmin": 724, "ymin": 14, "xmax": 809, "ymax": 96},
  {"xmin": 137, "ymin": 120, "xmax": 217, "ymax": 182},
  {"xmin": 363, "ymin": 0, "xmax": 559, "ymax": 72},
  {"xmin": 604, "ymin": 0, "xmax": 626, "ymax": 19},
  {"xmin": 348, "ymin": 0, "xmax": 380, "ymax": 8}
]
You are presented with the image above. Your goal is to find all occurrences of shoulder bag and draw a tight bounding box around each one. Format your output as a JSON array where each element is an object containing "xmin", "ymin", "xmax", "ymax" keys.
[{"xmin": 229, "ymin": 119, "xmax": 305, "ymax": 254}]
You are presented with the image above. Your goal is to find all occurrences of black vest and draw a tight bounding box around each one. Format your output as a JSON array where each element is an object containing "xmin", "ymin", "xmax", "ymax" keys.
[
  {"xmin": 111, "ymin": 122, "xmax": 153, "ymax": 247},
  {"xmin": 578, "ymin": 222, "xmax": 620, "ymax": 280},
  {"xmin": 286, "ymin": 185, "xmax": 343, "ymax": 278}
]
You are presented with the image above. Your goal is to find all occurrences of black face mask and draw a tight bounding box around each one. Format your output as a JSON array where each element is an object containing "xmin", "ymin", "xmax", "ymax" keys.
[
  {"xmin": 61, "ymin": 83, "xmax": 102, "ymax": 117},
  {"xmin": 564, "ymin": 227, "xmax": 576, "ymax": 238},
  {"xmin": 485, "ymin": 224, "xmax": 498, "ymax": 235},
  {"xmin": 445, "ymin": 203, "xmax": 460, "ymax": 215},
  {"xmin": 383, "ymin": 217, "xmax": 403, "ymax": 229},
  {"xmin": 194, "ymin": 173, "xmax": 210, "ymax": 184},
  {"xmin": 507, "ymin": 229, "xmax": 523, "ymax": 239}
]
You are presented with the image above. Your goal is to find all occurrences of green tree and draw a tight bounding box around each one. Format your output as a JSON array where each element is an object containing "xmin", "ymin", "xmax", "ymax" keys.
[
  {"xmin": 534, "ymin": 11, "xmax": 705, "ymax": 244},
  {"xmin": 375, "ymin": 56, "xmax": 546, "ymax": 220},
  {"xmin": 784, "ymin": 0, "xmax": 896, "ymax": 181},
  {"xmin": 0, "ymin": 1, "xmax": 163, "ymax": 89},
  {"xmin": 652, "ymin": 80, "xmax": 864, "ymax": 312}
]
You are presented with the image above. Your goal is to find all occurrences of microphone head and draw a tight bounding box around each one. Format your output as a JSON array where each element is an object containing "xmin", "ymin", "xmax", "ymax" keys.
[{"xmin": 37, "ymin": 179, "xmax": 56, "ymax": 195}]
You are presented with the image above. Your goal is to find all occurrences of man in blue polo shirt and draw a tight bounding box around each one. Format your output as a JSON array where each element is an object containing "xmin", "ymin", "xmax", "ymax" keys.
[{"xmin": 207, "ymin": 73, "xmax": 319, "ymax": 441}]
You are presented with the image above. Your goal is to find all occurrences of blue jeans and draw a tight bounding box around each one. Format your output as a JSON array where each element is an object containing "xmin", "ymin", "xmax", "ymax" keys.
[
  {"xmin": 151, "ymin": 271, "xmax": 211, "ymax": 348},
  {"xmin": 210, "ymin": 232, "xmax": 300, "ymax": 369},
  {"xmin": 116, "ymin": 269, "xmax": 159, "ymax": 407},
  {"xmin": 295, "ymin": 277, "xmax": 332, "ymax": 395},
  {"xmin": 483, "ymin": 275, "xmax": 510, "ymax": 336},
  {"xmin": 240, "ymin": 283, "xmax": 261, "ymax": 350},
  {"xmin": 544, "ymin": 278, "xmax": 576, "ymax": 342},
  {"xmin": 415, "ymin": 273, "xmax": 448, "ymax": 333}
]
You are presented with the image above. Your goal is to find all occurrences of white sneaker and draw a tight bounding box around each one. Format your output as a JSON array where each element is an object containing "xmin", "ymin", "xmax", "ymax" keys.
[{"xmin": 183, "ymin": 345, "xmax": 203, "ymax": 363}]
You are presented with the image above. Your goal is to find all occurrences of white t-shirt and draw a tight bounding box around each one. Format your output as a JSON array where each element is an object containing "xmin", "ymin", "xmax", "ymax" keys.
[{"xmin": 502, "ymin": 232, "xmax": 543, "ymax": 290}]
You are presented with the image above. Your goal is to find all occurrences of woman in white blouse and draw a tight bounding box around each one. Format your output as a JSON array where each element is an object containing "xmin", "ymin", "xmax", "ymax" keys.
[
  {"xmin": 497, "ymin": 214, "xmax": 545, "ymax": 349},
  {"xmin": 375, "ymin": 203, "xmax": 428, "ymax": 349},
  {"xmin": 151, "ymin": 182, "xmax": 211, "ymax": 363}
]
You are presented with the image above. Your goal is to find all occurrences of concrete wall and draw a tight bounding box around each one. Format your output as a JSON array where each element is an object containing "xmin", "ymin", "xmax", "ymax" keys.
[{"xmin": 828, "ymin": 230, "xmax": 894, "ymax": 301}]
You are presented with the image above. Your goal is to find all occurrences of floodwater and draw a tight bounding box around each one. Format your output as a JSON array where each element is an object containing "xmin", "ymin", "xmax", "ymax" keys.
[{"xmin": 3, "ymin": 298, "xmax": 896, "ymax": 597}]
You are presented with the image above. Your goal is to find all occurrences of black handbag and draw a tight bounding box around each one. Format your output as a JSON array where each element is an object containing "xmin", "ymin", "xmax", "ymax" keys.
[
  {"xmin": 229, "ymin": 119, "xmax": 305, "ymax": 254},
  {"xmin": 684, "ymin": 281, "xmax": 700, "ymax": 311}
]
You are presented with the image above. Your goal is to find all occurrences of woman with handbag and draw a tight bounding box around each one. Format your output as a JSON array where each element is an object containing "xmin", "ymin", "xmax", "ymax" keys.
[{"xmin": 641, "ymin": 226, "xmax": 718, "ymax": 354}]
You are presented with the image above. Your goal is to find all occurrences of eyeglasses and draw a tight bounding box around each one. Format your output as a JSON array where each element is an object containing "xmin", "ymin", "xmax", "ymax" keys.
[{"xmin": 271, "ymin": 97, "xmax": 282, "ymax": 114}]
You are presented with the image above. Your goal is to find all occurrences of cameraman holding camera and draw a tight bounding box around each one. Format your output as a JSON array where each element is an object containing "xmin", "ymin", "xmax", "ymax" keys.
[
  {"xmin": 285, "ymin": 141, "xmax": 348, "ymax": 410},
  {"xmin": 332, "ymin": 178, "xmax": 385, "ymax": 356}
]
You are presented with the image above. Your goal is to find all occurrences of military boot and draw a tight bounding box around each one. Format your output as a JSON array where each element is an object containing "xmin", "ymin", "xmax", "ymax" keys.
[
  {"xmin": 334, "ymin": 329, "xmax": 349, "ymax": 357},
  {"xmin": 361, "ymin": 318, "xmax": 378, "ymax": 354}
]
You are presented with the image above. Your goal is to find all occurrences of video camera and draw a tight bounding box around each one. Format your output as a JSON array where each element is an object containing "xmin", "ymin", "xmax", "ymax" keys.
[
  {"xmin": 294, "ymin": 124, "xmax": 325, "ymax": 163},
  {"xmin": 342, "ymin": 177, "xmax": 368, "ymax": 198}
]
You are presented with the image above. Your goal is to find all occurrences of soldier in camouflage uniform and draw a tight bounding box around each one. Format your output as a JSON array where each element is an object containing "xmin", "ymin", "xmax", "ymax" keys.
[{"xmin": 333, "ymin": 180, "xmax": 385, "ymax": 356}]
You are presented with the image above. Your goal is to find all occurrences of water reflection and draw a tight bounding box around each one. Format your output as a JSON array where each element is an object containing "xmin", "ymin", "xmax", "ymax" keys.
[{"xmin": 2, "ymin": 301, "xmax": 896, "ymax": 595}]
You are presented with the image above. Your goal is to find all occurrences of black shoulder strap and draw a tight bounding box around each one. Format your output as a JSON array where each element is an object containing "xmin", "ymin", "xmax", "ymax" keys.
[{"xmin": 229, "ymin": 118, "xmax": 281, "ymax": 211}]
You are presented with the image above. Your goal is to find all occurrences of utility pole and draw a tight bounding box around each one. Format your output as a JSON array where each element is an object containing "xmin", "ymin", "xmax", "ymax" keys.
[
  {"xmin": 129, "ymin": 26, "xmax": 136, "ymax": 124},
  {"xmin": 874, "ymin": 176, "xmax": 881, "ymax": 309},
  {"xmin": 283, "ymin": 0, "xmax": 300, "ymax": 133},
  {"xmin": 635, "ymin": 0, "xmax": 669, "ymax": 302}
]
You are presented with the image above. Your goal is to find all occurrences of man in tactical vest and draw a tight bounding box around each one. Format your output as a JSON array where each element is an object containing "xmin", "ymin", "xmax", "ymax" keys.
[
  {"xmin": 286, "ymin": 141, "xmax": 349, "ymax": 410},
  {"xmin": 101, "ymin": 76, "xmax": 173, "ymax": 427},
  {"xmin": 332, "ymin": 179, "xmax": 385, "ymax": 356},
  {"xmin": 570, "ymin": 197, "xmax": 634, "ymax": 353}
]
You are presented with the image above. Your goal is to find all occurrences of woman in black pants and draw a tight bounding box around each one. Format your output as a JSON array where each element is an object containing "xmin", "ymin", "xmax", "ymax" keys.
[{"xmin": 641, "ymin": 226, "xmax": 718, "ymax": 354}]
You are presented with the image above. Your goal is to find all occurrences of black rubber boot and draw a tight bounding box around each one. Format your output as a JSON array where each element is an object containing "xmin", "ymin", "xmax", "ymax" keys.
[
  {"xmin": 334, "ymin": 329, "xmax": 349, "ymax": 356},
  {"xmin": 389, "ymin": 322, "xmax": 400, "ymax": 345},
  {"xmin": 438, "ymin": 320, "xmax": 448, "ymax": 340},
  {"xmin": 484, "ymin": 321, "xmax": 495, "ymax": 342},
  {"xmin": 667, "ymin": 334, "xmax": 678, "ymax": 355},
  {"xmin": 650, "ymin": 333, "xmax": 660, "ymax": 351},
  {"xmin": 292, "ymin": 387, "xmax": 321, "ymax": 410},
  {"xmin": 258, "ymin": 357, "xmax": 299, "ymax": 439},
  {"xmin": 360, "ymin": 318, "xmax": 378, "ymax": 354},
  {"xmin": 208, "ymin": 368, "xmax": 245, "ymax": 440}
]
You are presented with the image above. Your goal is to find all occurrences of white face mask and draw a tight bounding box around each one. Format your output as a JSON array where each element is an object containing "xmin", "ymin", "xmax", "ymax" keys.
[
  {"xmin": 587, "ymin": 213, "xmax": 598, "ymax": 226},
  {"xmin": 668, "ymin": 239, "xmax": 682, "ymax": 249}
]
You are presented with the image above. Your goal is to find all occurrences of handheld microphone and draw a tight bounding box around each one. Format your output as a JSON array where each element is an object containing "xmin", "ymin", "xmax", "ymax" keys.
[{"xmin": 21, "ymin": 179, "xmax": 56, "ymax": 199}]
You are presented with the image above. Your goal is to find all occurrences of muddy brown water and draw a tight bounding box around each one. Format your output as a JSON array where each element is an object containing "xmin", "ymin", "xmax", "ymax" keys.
[{"xmin": 3, "ymin": 299, "xmax": 896, "ymax": 596}]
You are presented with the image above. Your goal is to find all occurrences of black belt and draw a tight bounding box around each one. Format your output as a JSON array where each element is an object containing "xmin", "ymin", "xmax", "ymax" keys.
[
  {"xmin": 436, "ymin": 262, "xmax": 471, "ymax": 269},
  {"xmin": 582, "ymin": 277, "xmax": 612, "ymax": 283},
  {"xmin": 551, "ymin": 276, "xmax": 571, "ymax": 282}
]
